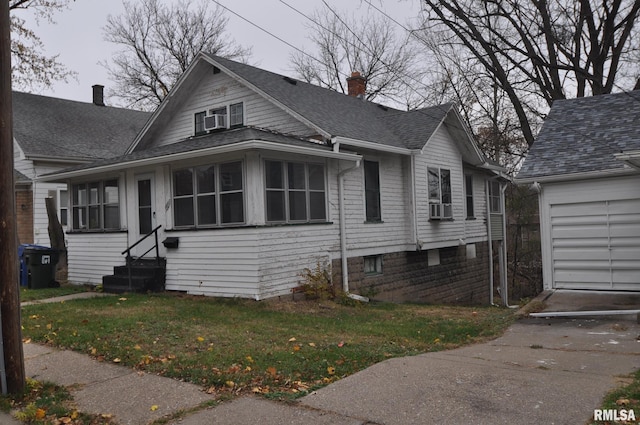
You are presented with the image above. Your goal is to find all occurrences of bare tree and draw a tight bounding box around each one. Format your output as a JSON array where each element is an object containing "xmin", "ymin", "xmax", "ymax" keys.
[
  {"xmin": 419, "ymin": 0, "xmax": 640, "ymax": 147},
  {"xmin": 9, "ymin": 0, "xmax": 77, "ymax": 90},
  {"xmin": 290, "ymin": 5, "xmax": 426, "ymax": 108},
  {"xmin": 103, "ymin": 0, "xmax": 251, "ymax": 111}
]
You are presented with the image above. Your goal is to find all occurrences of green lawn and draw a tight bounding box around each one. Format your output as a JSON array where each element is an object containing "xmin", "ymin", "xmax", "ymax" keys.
[{"xmin": 20, "ymin": 293, "xmax": 514, "ymax": 399}]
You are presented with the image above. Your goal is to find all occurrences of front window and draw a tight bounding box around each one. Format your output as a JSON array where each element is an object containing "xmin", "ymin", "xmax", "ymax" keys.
[
  {"xmin": 173, "ymin": 161, "xmax": 244, "ymax": 228},
  {"xmin": 71, "ymin": 179, "xmax": 120, "ymax": 230},
  {"xmin": 265, "ymin": 160, "xmax": 326, "ymax": 223}
]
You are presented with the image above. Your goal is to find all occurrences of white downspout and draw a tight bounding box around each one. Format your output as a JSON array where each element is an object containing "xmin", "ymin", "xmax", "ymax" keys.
[
  {"xmin": 410, "ymin": 153, "xmax": 420, "ymax": 249},
  {"xmin": 338, "ymin": 158, "xmax": 368, "ymax": 302},
  {"xmin": 486, "ymin": 180, "xmax": 494, "ymax": 305}
]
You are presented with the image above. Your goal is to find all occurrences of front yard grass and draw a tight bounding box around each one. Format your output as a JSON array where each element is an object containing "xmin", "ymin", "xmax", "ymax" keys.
[{"xmin": 21, "ymin": 293, "xmax": 513, "ymax": 399}]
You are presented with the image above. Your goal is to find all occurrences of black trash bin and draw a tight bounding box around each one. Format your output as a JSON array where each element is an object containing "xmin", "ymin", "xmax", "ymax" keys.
[{"xmin": 22, "ymin": 245, "xmax": 58, "ymax": 289}]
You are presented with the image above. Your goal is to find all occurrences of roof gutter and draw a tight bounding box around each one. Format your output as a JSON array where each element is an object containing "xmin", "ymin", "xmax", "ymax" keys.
[
  {"xmin": 333, "ymin": 136, "xmax": 412, "ymax": 155},
  {"xmin": 38, "ymin": 140, "xmax": 362, "ymax": 182},
  {"xmin": 515, "ymin": 167, "xmax": 635, "ymax": 185}
]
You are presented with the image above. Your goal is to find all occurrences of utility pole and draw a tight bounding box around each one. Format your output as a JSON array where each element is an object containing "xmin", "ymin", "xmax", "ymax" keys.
[{"xmin": 0, "ymin": 0, "xmax": 26, "ymax": 394}]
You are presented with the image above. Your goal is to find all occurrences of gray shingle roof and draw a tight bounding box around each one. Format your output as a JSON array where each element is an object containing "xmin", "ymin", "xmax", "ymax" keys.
[
  {"xmin": 517, "ymin": 91, "xmax": 640, "ymax": 180},
  {"xmin": 208, "ymin": 54, "xmax": 452, "ymax": 150},
  {"xmin": 43, "ymin": 127, "xmax": 334, "ymax": 176},
  {"xmin": 12, "ymin": 91, "xmax": 151, "ymax": 161},
  {"xmin": 14, "ymin": 169, "xmax": 30, "ymax": 184}
]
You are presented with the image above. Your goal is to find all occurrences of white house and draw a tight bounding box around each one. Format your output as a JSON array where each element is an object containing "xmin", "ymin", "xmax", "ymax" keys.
[
  {"xmin": 516, "ymin": 91, "xmax": 640, "ymax": 292},
  {"xmin": 12, "ymin": 88, "xmax": 150, "ymax": 245},
  {"xmin": 41, "ymin": 54, "xmax": 508, "ymax": 304}
]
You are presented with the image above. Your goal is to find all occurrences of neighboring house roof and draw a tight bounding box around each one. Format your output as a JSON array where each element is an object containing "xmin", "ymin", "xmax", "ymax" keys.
[
  {"xmin": 14, "ymin": 169, "xmax": 31, "ymax": 185},
  {"xmin": 39, "ymin": 127, "xmax": 360, "ymax": 181},
  {"xmin": 12, "ymin": 91, "xmax": 151, "ymax": 162},
  {"xmin": 517, "ymin": 91, "xmax": 640, "ymax": 181}
]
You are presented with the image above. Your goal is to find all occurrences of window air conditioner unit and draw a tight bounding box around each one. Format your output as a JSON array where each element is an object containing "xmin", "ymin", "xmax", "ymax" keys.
[
  {"xmin": 204, "ymin": 114, "xmax": 226, "ymax": 130},
  {"xmin": 430, "ymin": 203, "xmax": 452, "ymax": 220}
]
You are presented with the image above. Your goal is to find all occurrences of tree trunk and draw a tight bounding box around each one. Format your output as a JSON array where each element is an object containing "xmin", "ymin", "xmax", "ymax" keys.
[{"xmin": 45, "ymin": 197, "xmax": 67, "ymax": 284}]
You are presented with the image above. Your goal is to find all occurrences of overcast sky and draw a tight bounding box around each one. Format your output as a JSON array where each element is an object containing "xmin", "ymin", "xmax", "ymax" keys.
[{"xmin": 15, "ymin": 0, "xmax": 421, "ymax": 104}]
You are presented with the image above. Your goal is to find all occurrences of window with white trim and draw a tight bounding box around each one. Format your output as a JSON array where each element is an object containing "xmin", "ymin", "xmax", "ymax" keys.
[
  {"xmin": 194, "ymin": 111, "xmax": 206, "ymax": 135},
  {"xmin": 465, "ymin": 174, "xmax": 474, "ymax": 218},
  {"xmin": 265, "ymin": 160, "xmax": 326, "ymax": 223},
  {"xmin": 71, "ymin": 179, "xmax": 120, "ymax": 230},
  {"xmin": 194, "ymin": 102, "xmax": 244, "ymax": 135},
  {"xmin": 489, "ymin": 181, "xmax": 502, "ymax": 213},
  {"xmin": 229, "ymin": 102, "xmax": 244, "ymax": 127},
  {"xmin": 59, "ymin": 189, "xmax": 68, "ymax": 226},
  {"xmin": 173, "ymin": 161, "xmax": 244, "ymax": 228},
  {"xmin": 364, "ymin": 160, "xmax": 381, "ymax": 222},
  {"xmin": 428, "ymin": 167, "xmax": 451, "ymax": 204}
]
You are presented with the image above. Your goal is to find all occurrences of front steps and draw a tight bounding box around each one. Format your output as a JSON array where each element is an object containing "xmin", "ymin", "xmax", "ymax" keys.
[{"xmin": 102, "ymin": 258, "xmax": 166, "ymax": 294}]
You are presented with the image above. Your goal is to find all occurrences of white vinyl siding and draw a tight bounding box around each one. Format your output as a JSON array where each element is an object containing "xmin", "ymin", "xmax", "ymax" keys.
[
  {"xmin": 67, "ymin": 232, "xmax": 128, "ymax": 285},
  {"xmin": 415, "ymin": 126, "xmax": 466, "ymax": 247},
  {"xmin": 154, "ymin": 70, "xmax": 314, "ymax": 147},
  {"xmin": 540, "ymin": 175, "xmax": 640, "ymax": 291},
  {"xmin": 164, "ymin": 229, "xmax": 261, "ymax": 298}
]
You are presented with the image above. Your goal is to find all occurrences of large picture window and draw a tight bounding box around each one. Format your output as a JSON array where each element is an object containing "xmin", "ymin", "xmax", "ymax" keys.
[
  {"xmin": 265, "ymin": 160, "xmax": 326, "ymax": 223},
  {"xmin": 173, "ymin": 161, "xmax": 244, "ymax": 228},
  {"xmin": 71, "ymin": 179, "xmax": 120, "ymax": 230}
]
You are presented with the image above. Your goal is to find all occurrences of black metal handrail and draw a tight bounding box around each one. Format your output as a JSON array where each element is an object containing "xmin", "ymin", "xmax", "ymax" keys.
[{"xmin": 121, "ymin": 225, "xmax": 162, "ymax": 291}]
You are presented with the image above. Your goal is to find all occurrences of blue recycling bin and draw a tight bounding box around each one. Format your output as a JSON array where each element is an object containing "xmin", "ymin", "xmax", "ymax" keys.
[{"xmin": 18, "ymin": 244, "xmax": 58, "ymax": 289}]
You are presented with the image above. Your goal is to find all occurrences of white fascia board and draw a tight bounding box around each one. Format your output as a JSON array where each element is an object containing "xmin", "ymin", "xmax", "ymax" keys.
[
  {"xmin": 614, "ymin": 150, "xmax": 640, "ymax": 171},
  {"xmin": 333, "ymin": 136, "xmax": 412, "ymax": 155},
  {"xmin": 515, "ymin": 167, "xmax": 637, "ymax": 185},
  {"xmin": 38, "ymin": 140, "xmax": 362, "ymax": 182},
  {"xmin": 25, "ymin": 155, "xmax": 93, "ymax": 165},
  {"xmin": 125, "ymin": 53, "xmax": 207, "ymax": 154}
]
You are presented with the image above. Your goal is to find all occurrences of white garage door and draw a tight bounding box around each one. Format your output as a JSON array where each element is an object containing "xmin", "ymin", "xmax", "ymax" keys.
[{"xmin": 550, "ymin": 198, "xmax": 640, "ymax": 290}]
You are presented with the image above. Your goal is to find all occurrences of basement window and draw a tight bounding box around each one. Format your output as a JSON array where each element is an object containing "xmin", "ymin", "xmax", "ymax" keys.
[{"xmin": 364, "ymin": 255, "xmax": 383, "ymax": 275}]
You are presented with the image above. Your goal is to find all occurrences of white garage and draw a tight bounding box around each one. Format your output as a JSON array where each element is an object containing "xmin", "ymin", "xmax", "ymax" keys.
[
  {"xmin": 549, "ymin": 197, "xmax": 640, "ymax": 290},
  {"xmin": 516, "ymin": 91, "xmax": 640, "ymax": 294},
  {"xmin": 535, "ymin": 175, "xmax": 640, "ymax": 292}
]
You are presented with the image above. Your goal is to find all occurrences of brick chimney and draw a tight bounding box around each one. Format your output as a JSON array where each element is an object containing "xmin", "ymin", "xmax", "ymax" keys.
[
  {"xmin": 92, "ymin": 84, "xmax": 105, "ymax": 106},
  {"xmin": 347, "ymin": 71, "xmax": 366, "ymax": 98}
]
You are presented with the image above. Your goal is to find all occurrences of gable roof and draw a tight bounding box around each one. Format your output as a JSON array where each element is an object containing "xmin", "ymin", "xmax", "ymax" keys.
[
  {"xmin": 130, "ymin": 53, "xmax": 481, "ymax": 162},
  {"xmin": 517, "ymin": 91, "xmax": 640, "ymax": 181},
  {"xmin": 12, "ymin": 91, "xmax": 151, "ymax": 162}
]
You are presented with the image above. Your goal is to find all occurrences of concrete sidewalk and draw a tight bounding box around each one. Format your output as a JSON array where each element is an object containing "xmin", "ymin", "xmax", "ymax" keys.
[{"xmin": 3, "ymin": 291, "xmax": 639, "ymax": 424}]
